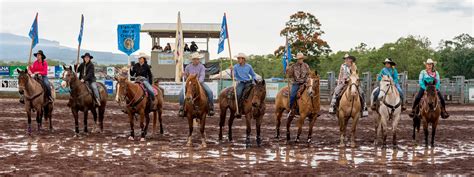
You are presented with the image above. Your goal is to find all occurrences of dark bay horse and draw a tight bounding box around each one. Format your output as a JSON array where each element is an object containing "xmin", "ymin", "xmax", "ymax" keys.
[
  {"xmin": 413, "ymin": 81, "xmax": 441, "ymax": 147},
  {"xmin": 115, "ymin": 74, "xmax": 164, "ymax": 141},
  {"xmin": 17, "ymin": 69, "xmax": 54, "ymax": 134},
  {"xmin": 184, "ymin": 74, "xmax": 209, "ymax": 148},
  {"xmin": 61, "ymin": 66, "xmax": 107, "ymax": 136},
  {"xmin": 218, "ymin": 79, "xmax": 266, "ymax": 147},
  {"xmin": 275, "ymin": 71, "xmax": 320, "ymax": 144}
]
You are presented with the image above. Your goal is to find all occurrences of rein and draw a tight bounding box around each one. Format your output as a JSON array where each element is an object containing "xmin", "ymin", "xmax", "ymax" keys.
[
  {"xmin": 23, "ymin": 77, "xmax": 44, "ymax": 101},
  {"xmin": 125, "ymin": 83, "xmax": 146, "ymax": 108},
  {"xmin": 380, "ymin": 83, "xmax": 401, "ymax": 121}
]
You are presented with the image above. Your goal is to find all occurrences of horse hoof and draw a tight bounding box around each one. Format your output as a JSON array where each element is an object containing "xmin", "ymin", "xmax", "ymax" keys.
[
  {"xmin": 256, "ymin": 138, "xmax": 262, "ymax": 147},
  {"xmin": 186, "ymin": 142, "xmax": 192, "ymax": 147},
  {"xmin": 140, "ymin": 138, "xmax": 146, "ymax": 142},
  {"xmin": 74, "ymin": 134, "xmax": 79, "ymax": 138},
  {"xmin": 294, "ymin": 138, "xmax": 300, "ymax": 143},
  {"xmin": 351, "ymin": 143, "xmax": 356, "ymax": 148},
  {"xmin": 307, "ymin": 139, "xmax": 312, "ymax": 144},
  {"xmin": 128, "ymin": 136, "xmax": 134, "ymax": 141},
  {"xmin": 274, "ymin": 135, "xmax": 279, "ymax": 139},
  {"xmin": 201, "ymin": 143, "xmax": 207, "ymax": 148},
  {"xmin": 339, "ymin": 143, "xmax": 345, "ymax": 148}
]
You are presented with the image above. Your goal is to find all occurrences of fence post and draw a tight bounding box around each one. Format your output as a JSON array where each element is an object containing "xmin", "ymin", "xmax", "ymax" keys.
[
  {"xmin": 453, "ymin": 76, "xmax": 465, "ymax": 104},
  {"xmin": 327, "ymin": 71, "xmax": 335, "ymax": 102},
  {"xmin": 362, "ymin": 72, "xmax": 372, "ymax": 102}
]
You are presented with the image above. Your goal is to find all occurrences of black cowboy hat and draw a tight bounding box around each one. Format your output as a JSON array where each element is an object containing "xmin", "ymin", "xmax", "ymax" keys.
[
  {"xmin": 342, "ymin": 54, "xmax": 356, "ymax": 62},
  {"xmin": 34, "ymin": 50, "xmax": 46, "ymax": 59},
  {"xmin": 383, "ymin": 58, "xmax": 396, "ymax": 66},
  {"xmin": 81, "ymin": 53, "xmax": 94, "ymax": 59}
]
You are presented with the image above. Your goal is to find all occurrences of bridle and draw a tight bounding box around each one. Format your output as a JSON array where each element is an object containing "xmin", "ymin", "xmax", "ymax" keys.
[
  {"xmin": 18, "ymin": 73, "xmax": 44, "ymax": 101},
  {"xmin": 421, "ymin": 85, "xmax": 439, "ymax": 112},
  {"xmin": 379, "ymin": 78, "xmax": 401, "ymax": 120}
]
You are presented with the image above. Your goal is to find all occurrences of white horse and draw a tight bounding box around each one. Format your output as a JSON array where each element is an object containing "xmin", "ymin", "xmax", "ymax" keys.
[{"xmin": 371, "ymin": 75, "xmax": 402, "ymax": 148}]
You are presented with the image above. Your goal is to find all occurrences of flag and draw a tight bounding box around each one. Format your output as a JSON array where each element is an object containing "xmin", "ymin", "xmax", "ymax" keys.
[
  {"xmin": 217, "ymin": 14, "xmax": 228, "ymax": 54},
  {"xmin": 78, "ymin": 14, "xmax": 84, "ymax": 45},
  {"xmin": 174, "ymin": 12, "xmax": 184, "ymax": 82},
  {"xmin": 283, "ymin": 43, "xmax": 292, "ymax": 72},
  {"xmin": 28, "ymin": 13, "xmax": 39, "ymax": 49}
]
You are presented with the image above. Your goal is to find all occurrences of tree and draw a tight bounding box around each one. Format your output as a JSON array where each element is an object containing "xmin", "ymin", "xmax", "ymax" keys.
[
  {"xmin": 437, "ymin": 33, "xmax": 474, "ymax": 78},
  {"xmin": 274, "ymin": 11, "xmax": 331, "ymax": 70}
]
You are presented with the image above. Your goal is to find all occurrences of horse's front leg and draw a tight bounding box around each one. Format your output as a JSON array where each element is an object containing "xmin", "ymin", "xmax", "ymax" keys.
[
  {"xmin": 90, "ymin": 108, "xmax": 98, "ymax": 133},
  {"xmin": 350, "ymin": 115, "xmax": 360, "ymax": 148},
  {"xmin": 199, "ymin": 114, "xmax": 207, "ymax": 148},
  {"xmin": 392, "ymin": 114, "xmax": 401, "ymax": 149},
  {"xmin": 228, "ymin": 109, "xmax": 236, "ymax": 142},
  {"xmin": 380, "ymin": 115, "xmax": 388, "ymax": 148},
  {"xmin": 338, "ymin": 116, "xmax": 346, "ymax": 147},
  {"xmin": 36, "ymin": 107, "xmax": 43, "ymax": 132},
  {"xmin": 256, "ymin": 115, "xmax": 262, "ymax": 147},
  {"xmin": 295, "ymin": 112, "xmax": 307, "ymax": 143},
  {"xmin": 431, "ymin": 121, "xmax": 437, "ymax": 147},
  {"xmin": 72, "ymin": 108, "xmax": 80, "ymax": 136},
  {"xmin": 218, "ymin": 107, "xmax": 227, "ymax": 141},
  {"xmin": 141, "ymin": 111, "xmax": 151, "ymax": 141},
  {"xmin": 307, "ymin": 114, "xmax": 318, "ymax": 144},
  {"xmin": 286, "ymin": 114, "xmax": 294, "ymax": 144},
  {"xmin": 275, "ymin": 109, "xmax": 283, "ymax": 139},
  {"xmin": 83, "ymin": 108, "xmax": 89, "ymax": 133},
  {"xmin": 423, "ymin": 119, "xmax": 429, "ymax": 147},
  {"xmin": 186, "ymin": 115, "xmax": 193, "ymax": 147},
  {"xmin": 25, "ymin": 106, "xmax": 32, "ymax": 135},
  {"xmin": 128, "ymin": 111, "xmax": 135, "ymax": 140},
  {"xmin": 245, "ymin": 114, "xmax": 252, "ymax": 147}
]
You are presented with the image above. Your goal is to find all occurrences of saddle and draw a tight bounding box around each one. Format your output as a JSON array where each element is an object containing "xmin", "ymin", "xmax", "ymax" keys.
[
  {"xmin": 83, "ymin": 82, "xmax": 100, "ymax": 100},
  {"xmin": 335, "ymin": 84, "xmax": 350, "ymax": 108},
  {"xmin": 33, "ymin": 75, "xmax": 50, "ymax": 102},
  {"xmin": 242, "ymin": 84, "xmax": 254, "ymax": 101}
]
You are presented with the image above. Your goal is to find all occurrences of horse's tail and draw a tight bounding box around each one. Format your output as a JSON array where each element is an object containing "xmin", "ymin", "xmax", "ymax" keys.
[{"xmin": 413, "ymin": 115, "xmax": 421, "ymax": 131}]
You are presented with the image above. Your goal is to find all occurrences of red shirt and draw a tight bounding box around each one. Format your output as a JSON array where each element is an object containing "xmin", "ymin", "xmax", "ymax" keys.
[{"xmin": 29, "ymin": 59, "xmax": 48, "ymax": 76}]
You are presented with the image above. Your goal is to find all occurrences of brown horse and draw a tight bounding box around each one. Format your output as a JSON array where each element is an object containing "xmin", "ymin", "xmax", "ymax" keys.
[
  {"xmin": 61, "ymin": 66, "xmax": 107, "ymax": 135},
  {"xmin": 115, "ymin": 73, "xmax": 164, "ymax": 141},
  {"xmin": 337, "ymin": 66, "xmax": 362, "ymax": 148},
  {"xmin": 275, "ymin": 71, "xmax": 320, "ymax": 144},
  {"xmin": 17, "ymin": 69, "xmax": 54, "ymax": 134},
  {"xmin": 218, "ymin": 79, "xmax": 266, "ymax": 147},
  {"xmin": 184, "ymin": 74, "xmax": 209, "ymax": 147},
  {"xmin": 413, "ymin": 81, "xmax": 441, "ymax": 147}
]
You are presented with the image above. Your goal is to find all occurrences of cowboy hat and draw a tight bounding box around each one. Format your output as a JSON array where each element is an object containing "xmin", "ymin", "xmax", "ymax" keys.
[
  {"xmin": 137, "ymin": 52, "xmax": 149, "ymax": 60},
  {"xmin": 423, "ymin": 58, "xmax": 437, "ymax": 65},
  {"xmin": 342, "ymin": 53, "xmax": 356, "ymax": 62},
  {"xmin": 81, "ymin": 53, "xmax": 94, "ymax": 59},
  {"xmin": 383, "ymin": 58, "xmax": 396, "ymax": 66},
  {"xmin": 34, "ymin": 50, "xmax": 46, "ymax": 59},
  {"xmin": 235, "ymin": 53, "xmax": 247, "ymax": 59},
  {"xmin": 190, "ymin": 52, "xmax": 204, "ymax": 59},
  {"xmin": 296, "ymin": 52, "xmax": 306, "ymax": 59}
]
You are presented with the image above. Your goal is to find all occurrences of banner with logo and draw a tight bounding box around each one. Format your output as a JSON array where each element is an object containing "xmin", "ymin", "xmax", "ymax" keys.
[
  {"xmin": 9, "ymin": 66, "xmax": 27, "ymax": 77},
  {"xmin": 104, "ymin": 80, "xmax": 114, "ymax": 94},
  {"xmin": 55, "ymin": 66, "xmax": 63, "ymax": 78},
  {"xmin": 0, "ymin": 79, "xmax": 18, "ymax": 91},
  {"xmin": 117, "ymin": 24, "xmax": 140, "ymax": 56},
  {"xmin": 47, "ymin": 66, "xmax": 55, "ymax": 78},
  {"xmin": 0, "ymin": 66, "xmax": 9, "ymax": 76},
  {"xmin": 266, "ymin": 83, "xmax": 279, "ymax": 98},
  {"xmin": 106, "ymin": 67, "xmax": 114, "ymax": 77}
]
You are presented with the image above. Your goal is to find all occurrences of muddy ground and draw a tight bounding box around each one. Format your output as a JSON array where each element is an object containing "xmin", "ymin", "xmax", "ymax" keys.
[{"xmin": 0, "ymin": 98, "xmax": 473, "ymax": 176}]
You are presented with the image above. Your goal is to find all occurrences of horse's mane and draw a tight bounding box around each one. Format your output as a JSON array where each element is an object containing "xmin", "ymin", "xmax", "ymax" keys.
[{"xmin": 351, "ymin": 63, "xmax": 358, "ymax": 76}]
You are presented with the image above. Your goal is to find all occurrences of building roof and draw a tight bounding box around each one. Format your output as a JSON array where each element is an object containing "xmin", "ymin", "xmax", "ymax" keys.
[{"xmin": 141, "ymin": 23, "xmax": 221, "ymax": 38}]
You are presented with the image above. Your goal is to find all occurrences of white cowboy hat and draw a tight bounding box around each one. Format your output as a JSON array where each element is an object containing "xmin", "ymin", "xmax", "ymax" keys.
[
  {"xmin": 235, "ymin": 53, "xmax": 247, "ymax": 59},
  {"xmin": 383, "ymin": 58, "xmax": 396, "ymax": 66},
  {"xmin": 423, "ymin": 58, "xmax": 437, "ymax": 65},
  {"xmin": 296, "ymin": 52, "xmax": 306, "ymax": 59},
  {"xmin": 137, "ymin": 52, "xmax": 149, "ymax": 60},
  {"xmin": 190, "ymin": 52, "xmax": 204, "ymax": 59}
]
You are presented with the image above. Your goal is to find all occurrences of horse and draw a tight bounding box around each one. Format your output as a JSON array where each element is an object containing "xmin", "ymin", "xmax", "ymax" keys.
[
  {"xmin": 61, "ymin": 66, "xmax": 107, "ymax": 136},
  {"xmin": 413, "ymin": 81, "xmax": 441, "ymax": 147},
  {"xmin": 17, "ymin": 69, "xmax": 54, "ymax": 134},
  {"xmin": 218, "ymin": 79, "xmax": 266, "ymax": 147},
  {"xmin": 183, "ymin": 74, "xmax": 209, "ymax": 147},
  {"xmin": 274, "ymin": 71, "xmax": 320, "ymax": 144},
  {"xmin": 115, "ymin": 72, "xmax": 164, "ymax": 141},
  {"xmin": 336, "ymin": 65, "xmax": 362, "ymax": 148},
  {"xmin": 372, "ymin": 75, "xmax": 402, "ymax": 148}
]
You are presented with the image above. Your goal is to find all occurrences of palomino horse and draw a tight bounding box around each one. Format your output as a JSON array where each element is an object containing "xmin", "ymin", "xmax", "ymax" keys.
[
  {"xmin": 184, "ymin": 74, "xmax": 209, "ymax": 147},
  {"xmin": 61, "ymin": 66, "xmax": 107, "ymax": 135},
  {"xmin": 274, "ymin": 71, "xmax": 320, "ymax": 144},
  {"xmin": 218, "ymin": 79, "xmax": 266, "ymax": 147},
  {"xmin": 17, "ymin": 69, "xmax": 54, "ymax": 133},
  {"xmin": 372, "ymin": 75, "xmax": 402, "ymax": 148},
  {"xmin": 337, "ymin": 65, "xmax": 362, "ymax": 148},
  {"xmin": 115, "ymin": 73, "xmax": 164, "ymax": 141},
  {"xmin": 413, "ymin": 81, "xmax": 441, "ymax": 147}
]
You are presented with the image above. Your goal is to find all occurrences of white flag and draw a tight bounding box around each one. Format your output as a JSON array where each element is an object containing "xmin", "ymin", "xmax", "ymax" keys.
[{"xmin": 174, "ymin": 12, "xmax": 184, "ymax": 83}]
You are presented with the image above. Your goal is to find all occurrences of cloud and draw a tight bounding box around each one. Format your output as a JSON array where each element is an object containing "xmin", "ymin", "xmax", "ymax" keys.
[{"xmin": 431, "ymin": 0, "xmax": 473, "ymax": 16}]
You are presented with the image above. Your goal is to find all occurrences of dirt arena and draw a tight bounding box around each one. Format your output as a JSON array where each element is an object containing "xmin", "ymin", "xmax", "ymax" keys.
[{"xmin": 0, "ymin": 98, "xmax": 473, "ymax": 176}]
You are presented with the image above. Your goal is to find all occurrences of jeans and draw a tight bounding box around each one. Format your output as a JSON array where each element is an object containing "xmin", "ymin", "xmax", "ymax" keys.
[
  {"xmin": 373, "ymin": 83, "xmax": 404, "ymax": 103},
  {"xmin": 289, "ymin": 83, "xmax": 301, "ymax": 109},
  {"xmin": 142, "ymin": 80, "xmax": 155, "ymax": 97},
  {"xmin": 41, "ymin": 76, "xmax": 52, "ymax": 99},
  {"xmin": 412, "ymin": 88, "xmax": 446, "ymax": 109},
  {"xmin": 89, "ymin": 82, "xmax": 100, "ymax": 99},
  {"xmin": 236, "ymin": 81, "xmax": 252, "ymax": 102},
  {"xmin": 179, "ymin": 82, "xmax": 214, "ymax": 109}
]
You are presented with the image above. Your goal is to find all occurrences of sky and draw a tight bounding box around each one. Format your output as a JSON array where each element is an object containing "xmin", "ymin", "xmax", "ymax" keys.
[{"xmin": 0, "ymin": 0, "xmax": 472, "ymax": 59}]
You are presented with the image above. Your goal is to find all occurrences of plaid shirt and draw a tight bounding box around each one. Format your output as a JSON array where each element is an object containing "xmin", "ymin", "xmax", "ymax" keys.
[{"xmin": 337, "ymin": 63, "xmax": 352, "ymax": 85}]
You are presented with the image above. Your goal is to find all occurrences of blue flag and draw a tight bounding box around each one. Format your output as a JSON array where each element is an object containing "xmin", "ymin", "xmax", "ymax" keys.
[
  {"xmin": 282, "ymin": 43, "xmax": 292, "ymax": 72},
  {"xmin": 28, "ymin": 13, "xmax": 38, "ymax": 49},
  {"xmin": 117, "ymin": 24, "xmax": 141, "ymax": 56},
  {"xmin": 217, "ymin": 14, "xmax": 228, "ymax": 54},
  {"xmin": 78, "ymin": 14, "xmax": 84, "ymax": 45}
]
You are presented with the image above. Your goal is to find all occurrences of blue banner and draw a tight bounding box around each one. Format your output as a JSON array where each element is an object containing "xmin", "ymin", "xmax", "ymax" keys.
[
  {"xmin": 283, "ymin": 43, "xmax": 292, "ymax": 72},
  {"xmin": 0, "ymin": 66, "xmax": 9, "ymax": 76},
  {"xmin": 78, "ymin": 14, "xmax": 84, "ymax": 46},
  {"xmin": 217, "ymin": 14, "xmax": 228, "ymax": 54},
  {"xmin": 104, "ymin": 80, "xmax": 114, "ymax": 94},
  {"xmin": 29, "ymin": 13, "xmax": 39, "ymax": 49},
  {"xmin": 117, "ymin": 24, "xmax": 141, "ymax": 56},
  {"xmin": 55, "ymin": 66, "xmax": 63, "ymax": 78}
]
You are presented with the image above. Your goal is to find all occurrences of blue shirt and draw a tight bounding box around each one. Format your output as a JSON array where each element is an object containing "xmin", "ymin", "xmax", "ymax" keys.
[
  {"xmin": 184, "ymin": 63, "xmax": 206, "ymax": 82},
  {"xmin": 419, "ymin": 70, "xmax": 440, "ymax": 90},
  {"xmin": 377, "ymin": 67, "xmax": 399, "ymax": 84},
  {"xmin": 233, "ymin": 63, "xmax": 256, "ymax": 81}
]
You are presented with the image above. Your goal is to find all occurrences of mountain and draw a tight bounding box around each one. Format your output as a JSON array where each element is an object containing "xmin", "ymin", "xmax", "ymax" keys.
[{"xmin": 0, "ymin": 33, "xmax": 129, "ymax": 64}]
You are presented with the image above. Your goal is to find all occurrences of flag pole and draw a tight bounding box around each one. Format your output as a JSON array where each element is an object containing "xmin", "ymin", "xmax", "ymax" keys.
[
  {"xmin": 225, "ymin": 13, "xmax": 239, "ymax": 114},
  {"xmin": 27, "ymin": 38, "xmax": 34, "ymax": 67},
  {"xmin": 285, "ymin": 32, "xmax": 290, "ymax": 98}
]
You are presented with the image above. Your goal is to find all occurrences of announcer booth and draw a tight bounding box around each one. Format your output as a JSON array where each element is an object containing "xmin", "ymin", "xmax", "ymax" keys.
[{"xmin": 141, "ymin": 23, "xmax": 221, "ymax": 81}]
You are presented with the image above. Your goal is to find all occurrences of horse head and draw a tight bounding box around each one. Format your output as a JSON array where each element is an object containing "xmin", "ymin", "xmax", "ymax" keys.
[
  {"xmin": 378, "ymin": 75, "xmax": 394, "ymax": 100},
  {"xmin": 424, "ymin": 81, "xmax": 438, "ymax": 110},
  {"xmin": 61, "ymin": 65, "xmax": 77, "ymax": 88},
  {"xmin": 185, "ymin": 74, "xmax": 199, "ymax": 104},
  {"xmin": 16, "ymin": 68, "xmax": 29, "ymax": 95},
  {"xmin": 114, "ymin": 74, "xmax": 129, "ymax": 104},
  {"xmin": 251, "ymin": 79, "xmax": 266, "ymax": 109},
  {"xmin": 306, "ymin": 70, "xmax": 320, "ymax": 97},
  {"xmin": 348, "ymin": 73, "xmax": 360, "ymax": 97}
]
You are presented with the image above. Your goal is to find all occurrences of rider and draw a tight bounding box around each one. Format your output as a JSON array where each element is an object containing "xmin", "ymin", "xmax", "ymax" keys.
[
  {"xmin": 328, "ymin": 54, "xmax": 368, "ymax": 117},
  {"xmin": 371, "ymin": 58, "xmax": 406, "ymax": 111},
  {"xmin": 409, "ymin": 58, "xmax": 449, "ymax": 119},
  {"xmin": 24, "ymin": 50, "xmax": 53, "ymax": 103},
  {"xmin": 130, "ymin": 53, "xmax": 155, "ymax": 101},
  {"xmin": 178, "ymin": 52, "xmax": 215, "ymax": 117},
  {"xmin": 230, "ymin": 53, "xmax": 257, "ymax": 118},
  {"xmin": 286, "ymin": 52, "xmax": 310, "ymax": 116},
  {"xmin": 77, "ymin": 53, "xmax": 101, "ymax": 106}
]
